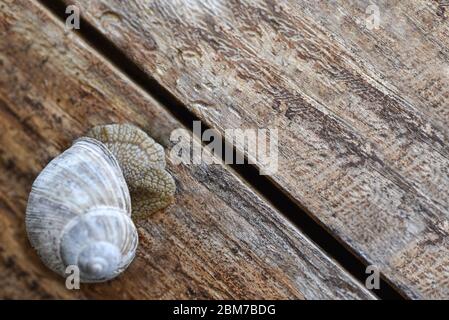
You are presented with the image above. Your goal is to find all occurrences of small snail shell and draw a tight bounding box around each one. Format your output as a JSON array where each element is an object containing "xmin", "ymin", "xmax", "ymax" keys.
[
  {"xmin": 87, "ymin": 124, "xmax": 176, "ymax": 218},
  {"xmin": 26, "ymin": 138, "xmax": 138, "ymax": 282}
]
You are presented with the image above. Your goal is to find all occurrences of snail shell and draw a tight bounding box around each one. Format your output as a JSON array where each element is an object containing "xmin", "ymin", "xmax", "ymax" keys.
[
  {"xmin": 87, "ymin": 124, "xmax": 176, "ymax": 218},
  {"xmin": 26, "ymin": 138, "xmax": 138, "ymax": 282}
]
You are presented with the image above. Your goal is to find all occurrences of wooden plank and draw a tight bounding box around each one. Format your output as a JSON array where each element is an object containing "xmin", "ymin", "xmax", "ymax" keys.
[
  {"xmin": 0, "ymin": 0, "xmax": 374, "ymax": 299},
  {"xmin": 64, "ymin": 0, "xmax": 449, "ymax": 299}
]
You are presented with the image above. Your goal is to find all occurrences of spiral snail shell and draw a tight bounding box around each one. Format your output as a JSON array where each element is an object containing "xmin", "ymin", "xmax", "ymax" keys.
[{"xmin": 26, "ymin": 124, "xmax": 175, "ymax": 282}]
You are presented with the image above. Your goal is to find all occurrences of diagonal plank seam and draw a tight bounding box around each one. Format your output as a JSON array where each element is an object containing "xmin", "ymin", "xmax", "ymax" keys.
[{"xmin": 36, "ymin": 0, "xmax": 405, "ymax": 300}]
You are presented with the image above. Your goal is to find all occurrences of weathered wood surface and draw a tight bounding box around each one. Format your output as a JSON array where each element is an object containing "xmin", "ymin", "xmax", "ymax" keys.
[
  {"xmin": 65, "ymin": 0, "xmax": 449, "ymax": 299},
  {"xmin": 0, "ymin": 0, "xmax": 375, "ymax": 299}
]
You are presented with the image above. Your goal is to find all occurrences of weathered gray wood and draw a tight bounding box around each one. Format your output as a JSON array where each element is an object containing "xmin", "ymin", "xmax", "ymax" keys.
[
  {"xmin": 0, "ymin": 0, "xmax": 374, "ymax": 299},
  {"xmin": 65, "ymin": 0, "xmax": 449, "ymax": 298}
]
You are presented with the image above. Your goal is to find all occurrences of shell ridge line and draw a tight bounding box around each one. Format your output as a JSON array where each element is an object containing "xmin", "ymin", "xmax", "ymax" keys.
[
  {"xmin": 76, "ymin": 137, "xmax": 132, "ymax": 215},
  {"xmin": 78, "ymin": 145, "xmax": 125, "ymax": 210}
]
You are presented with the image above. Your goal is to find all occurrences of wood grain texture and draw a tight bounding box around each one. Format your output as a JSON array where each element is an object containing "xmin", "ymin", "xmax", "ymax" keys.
[
  {"xmin": 64, "ymin": 0, "xmax": 449, "ymax": 299},
  {"xmin": 0, "ymin": 0, "xmax": 374, "ymax": 299}
]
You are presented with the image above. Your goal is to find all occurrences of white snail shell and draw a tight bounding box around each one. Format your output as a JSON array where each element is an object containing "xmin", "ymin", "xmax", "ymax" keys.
[
  {"xmin": 26, "ymin": 124, "xmax": 175, "ymax": 283},
  {"xmin": 26, "ymin": 138, "xmax": 138, "ymax": 282}
]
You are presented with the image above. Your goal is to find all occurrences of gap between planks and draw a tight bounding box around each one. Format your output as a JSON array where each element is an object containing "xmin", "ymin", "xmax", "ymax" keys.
[
  {"xmin": 0, "ymin": 0, "xmax": 377, "ymax": 299},
  {"xmin": 53, "ymin": 0, "xmax": 449, "ymax": 299},
  {"xmin": 36, "ymin": 0, "xmax": 405, "ymax": 299}
]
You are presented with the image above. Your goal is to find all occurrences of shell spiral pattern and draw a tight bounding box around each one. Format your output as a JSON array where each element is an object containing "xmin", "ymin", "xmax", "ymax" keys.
[{"xmin": 26, "ymin": 138, "xmax": 138, "ymax": 283}]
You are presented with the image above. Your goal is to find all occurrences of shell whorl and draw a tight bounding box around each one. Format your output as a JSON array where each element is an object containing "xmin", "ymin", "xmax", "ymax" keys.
[
  {"xmin": 87, "ymin": 124, "xmax": 176, "ymax": 217},
  {"xmin": 60, "ymin": 207, "xmax": 137, "ymax": 282},
  {"xmin": 26, "ymin": 138, "xmax": 138, "ymax": 282}
]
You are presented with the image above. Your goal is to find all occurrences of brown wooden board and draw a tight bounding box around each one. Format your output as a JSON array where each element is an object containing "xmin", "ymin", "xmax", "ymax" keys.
[
  {"xmin": 62, "ymin": 0, "xmax": 449, "ymax": 299},
  {"xmin": 0, "ymin": 0, "xmax": 374, "ymax": 299}
]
